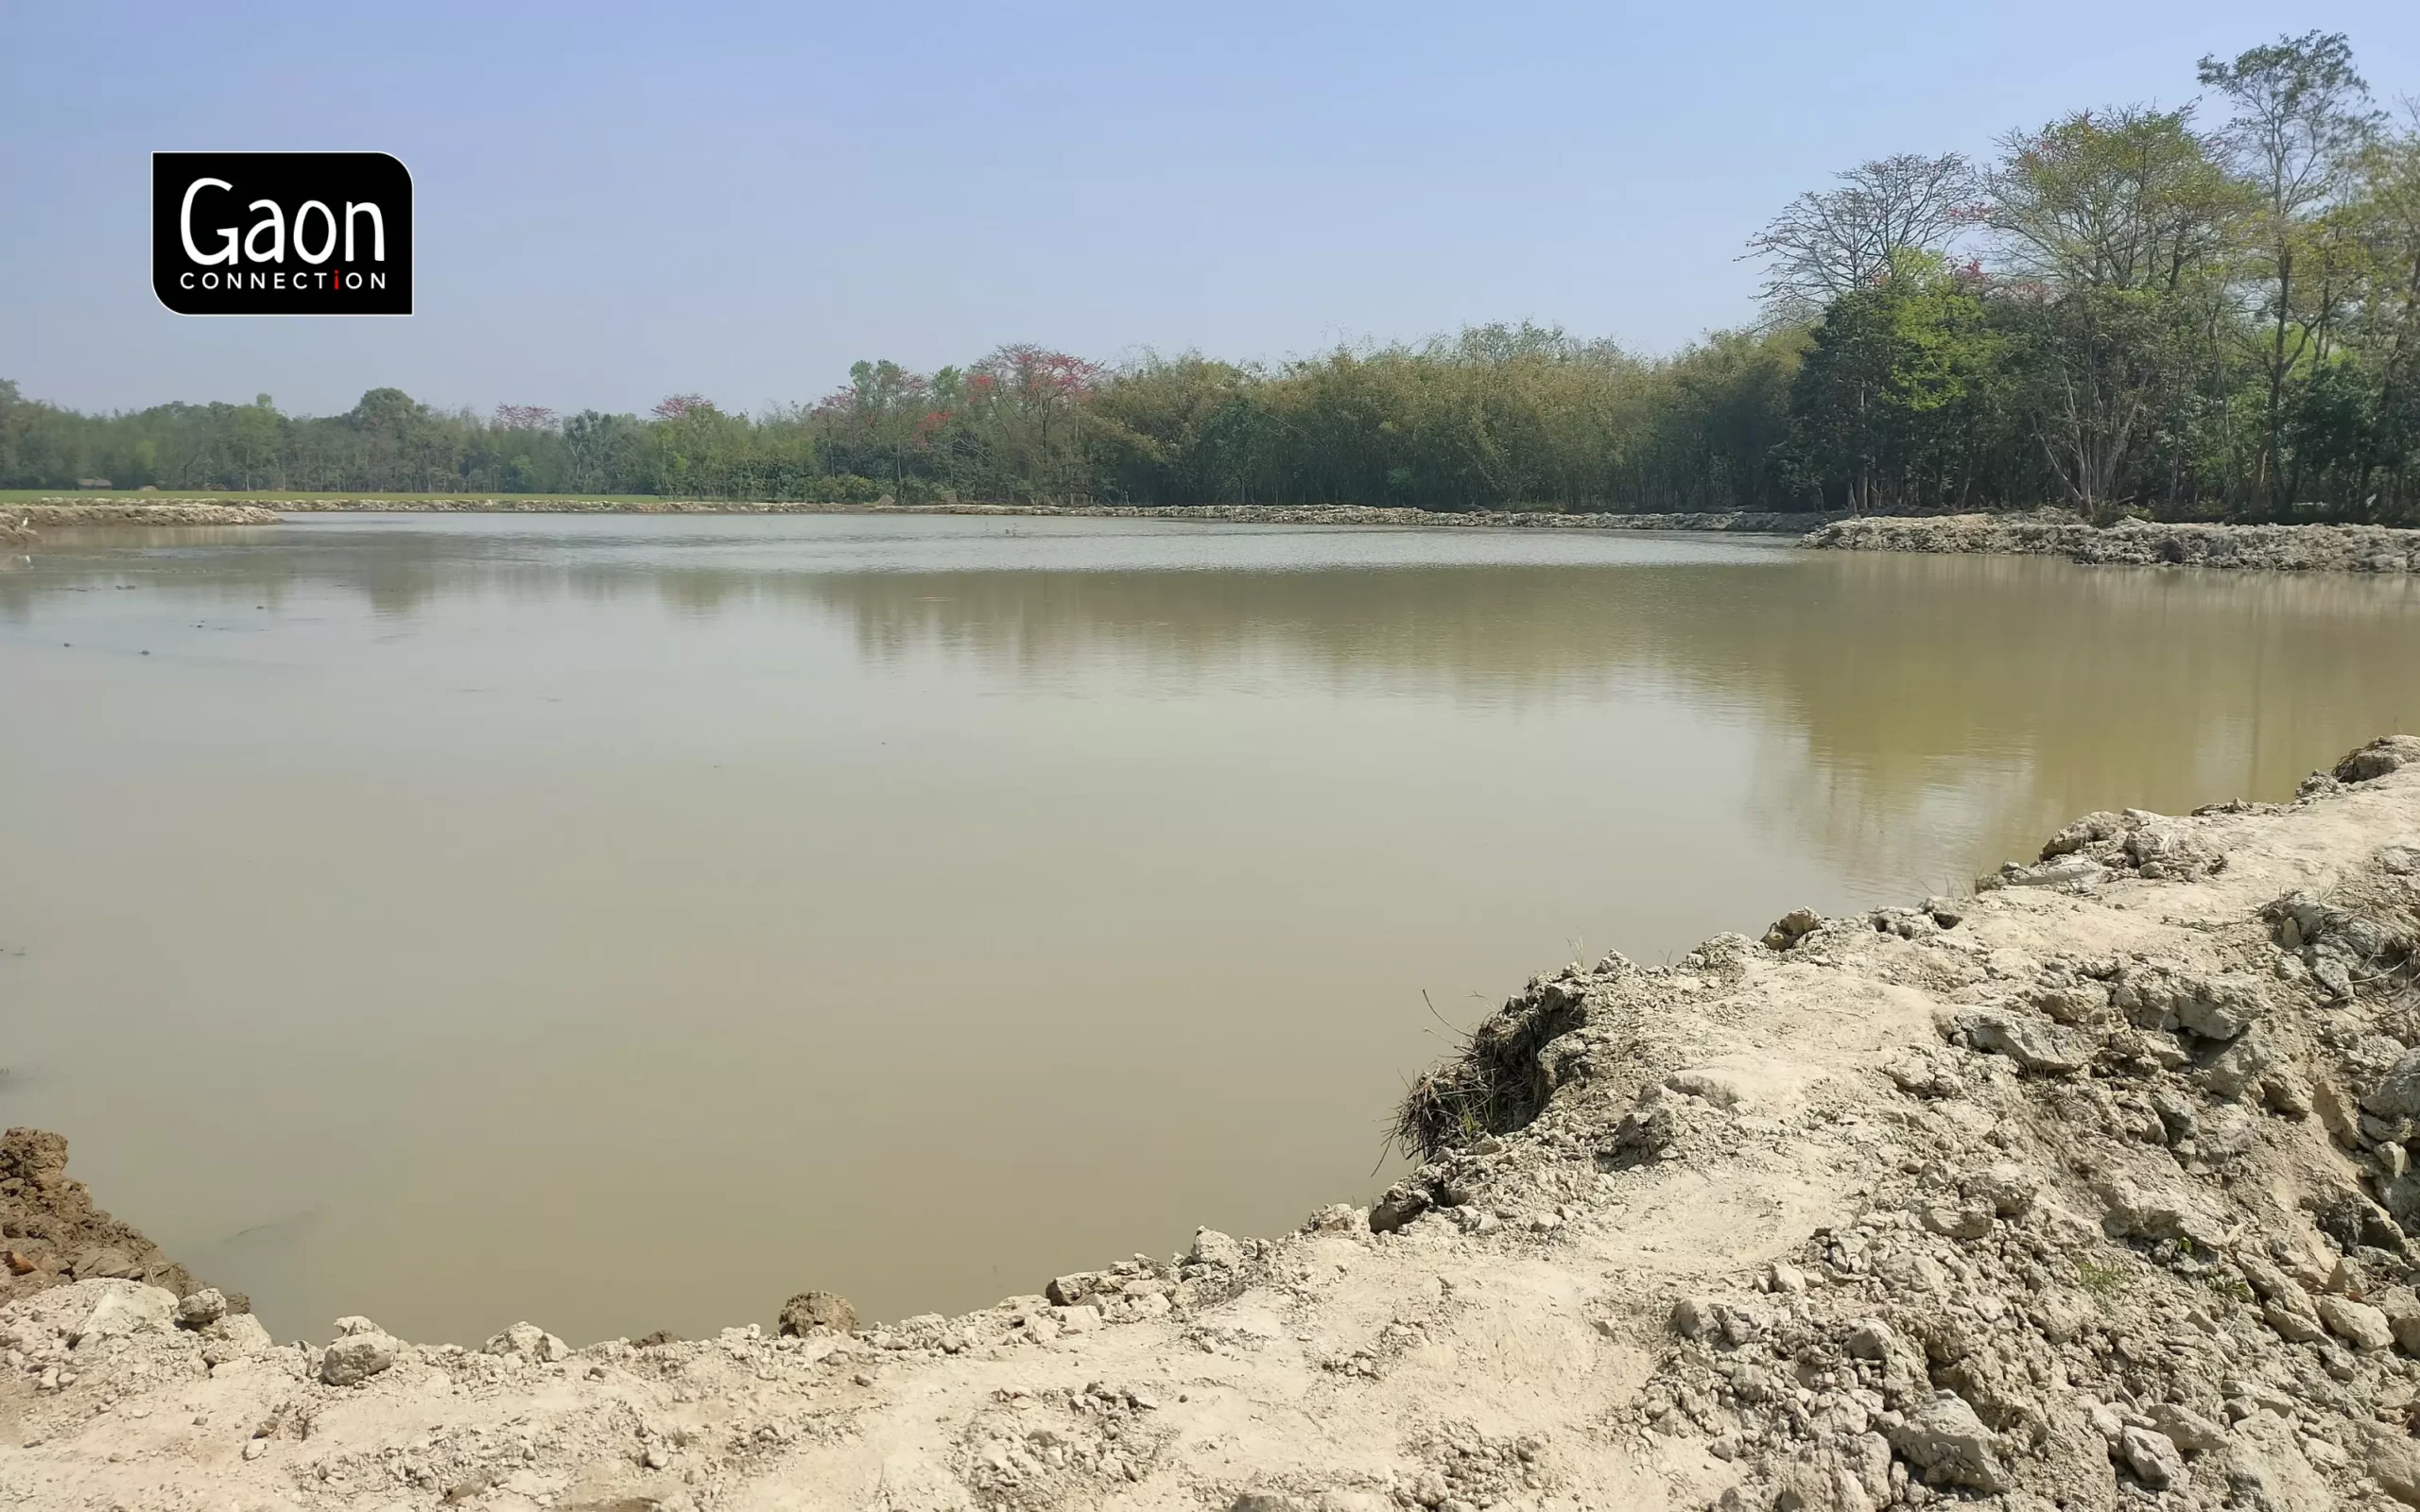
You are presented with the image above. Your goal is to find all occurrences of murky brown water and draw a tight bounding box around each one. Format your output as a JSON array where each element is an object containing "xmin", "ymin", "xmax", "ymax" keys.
[{"xmin": 3, "ymin": 514, "xmax": 2416, "ymax": 1344}]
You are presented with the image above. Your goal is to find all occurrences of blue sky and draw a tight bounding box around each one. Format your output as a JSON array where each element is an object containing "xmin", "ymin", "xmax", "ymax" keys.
[{"xmin": 6, "ymin": 1, "xmax": 2417, "ymax": 418}]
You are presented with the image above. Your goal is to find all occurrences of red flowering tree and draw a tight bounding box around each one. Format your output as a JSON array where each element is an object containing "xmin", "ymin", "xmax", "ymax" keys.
[{"xmin": 966, "ymin": 345, "xmax": 1102, "ymax": 500}]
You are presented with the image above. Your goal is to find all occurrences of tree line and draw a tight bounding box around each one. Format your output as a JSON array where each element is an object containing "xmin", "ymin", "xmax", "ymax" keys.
[
  {"xmin": 5, "ymin": 32, "xmax": 2414, "ymax": 524},
  {"xmin": 1767, "ymin": 32, "xmax": 2420, "ymax": 523}
]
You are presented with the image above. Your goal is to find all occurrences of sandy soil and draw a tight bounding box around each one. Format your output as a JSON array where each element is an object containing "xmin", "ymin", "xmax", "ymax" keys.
[{"xmin": 6, "ymin": 739, "xmax": 2420, "ymax": 1511}]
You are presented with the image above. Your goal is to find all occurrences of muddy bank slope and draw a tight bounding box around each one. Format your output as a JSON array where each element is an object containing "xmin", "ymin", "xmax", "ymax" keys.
[
  {"xmin": 3, "ymin": 502, "xmax": 280, "ymax": 552},
  {"xmin": 1809, "ymin": 511, "xmax": 2420, "ymax": 575},
  {"xmin": 9, "ymin": 738, "xmax": 2420, "ymax": 1510},
  {"xmin": 0, "ymin": 1130, "xmax": 211, "ymax": 1308}
]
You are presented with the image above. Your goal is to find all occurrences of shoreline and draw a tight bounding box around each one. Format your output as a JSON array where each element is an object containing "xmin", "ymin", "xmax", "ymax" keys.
[
  {"xmin": 1809, "ymin": 511, "xmax": 2420, "ymax": 576},
  {"xmin": 9, "ymin": 499, "xmax": 2420, "ymax": 577},
  {"xmin": 3, "ymin": 502, "xmax": 282, "ymax": 533},
  {"xmin": 5, "ymin": 498, "xmax": 1831, "ymax": 534},
  {"xmin": 8, "ymin": 736, "xmax": 2420, "ymax": 1507}
]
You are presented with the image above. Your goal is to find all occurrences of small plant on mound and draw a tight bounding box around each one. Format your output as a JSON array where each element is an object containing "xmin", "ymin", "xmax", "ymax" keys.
[{"xmin": 2075, "ymin": 1257, "xmax": 2135, "ymax": 1303}]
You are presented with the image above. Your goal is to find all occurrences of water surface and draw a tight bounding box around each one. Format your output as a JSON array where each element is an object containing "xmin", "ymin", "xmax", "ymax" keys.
[{"xmin": 3, "ymin": 514, "xmax": 2415, "ymax": 1342}]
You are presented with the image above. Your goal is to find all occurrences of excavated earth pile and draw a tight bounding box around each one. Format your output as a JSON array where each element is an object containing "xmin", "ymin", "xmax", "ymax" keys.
[
  {"xmin": 0, "ymin": 1128, "xmax": 212, "ymax": 1308},
  {"xmin": 9, "ymin": 503, "xmax": 281, "ymax": 528},
  {"xmin": 1806, "ymin": 512, "xmax": 2420, "ymax": 575},
  {"xmin": 8, "ymin": 737, "xmax": 2420, "ymax": 1510}
]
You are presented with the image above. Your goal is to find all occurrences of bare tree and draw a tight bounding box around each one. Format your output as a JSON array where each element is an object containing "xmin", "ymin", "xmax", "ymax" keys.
[{"xmin": 1744, "ymin": 153, "xmax": 1983, "ymax": 320}]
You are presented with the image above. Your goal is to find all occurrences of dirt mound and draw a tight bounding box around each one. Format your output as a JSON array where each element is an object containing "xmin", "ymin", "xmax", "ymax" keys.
[
  {"xmin": 1807, "ymin": 511, "xmax": 2420, "ymax": 576},
  {"xmin": 8, "ymin": 737, "xmax": 2420, "ymax": 1509},
  {"xmin": 0, "ymin": 1128, "xmax": 230, "ymax": 1312},
  {"xmin": 13, "ymin": 502, "xmax": 281, "ymax": 527}
]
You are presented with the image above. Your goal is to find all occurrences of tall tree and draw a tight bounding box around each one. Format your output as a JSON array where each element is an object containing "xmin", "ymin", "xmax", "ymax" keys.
[
  {"xmin": 1785, "ymin": 253, "xmax": 2001, "ymax": 511},
  {"xmin": 2199, "ymin": 30, "xmax": 2382, "ymax": 510},
  {"xmin": 1987, "ymin": 108, "xmax": 2243, "ymax": 517},
  {"xmin": 2321, "ymin": 107, "xmax": 2420, "ymax": 515}
]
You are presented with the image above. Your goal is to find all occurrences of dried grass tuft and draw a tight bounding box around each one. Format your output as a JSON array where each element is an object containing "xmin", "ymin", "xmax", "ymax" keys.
[{"xmin": 1392, "ymin": 984, "xmax": 1587, "ymax": 1162}]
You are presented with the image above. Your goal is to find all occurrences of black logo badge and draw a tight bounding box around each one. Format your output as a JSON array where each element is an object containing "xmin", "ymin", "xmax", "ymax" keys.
[{"xmin": 152, "ymin": 152, "xmax": 413, "ymax": 316}]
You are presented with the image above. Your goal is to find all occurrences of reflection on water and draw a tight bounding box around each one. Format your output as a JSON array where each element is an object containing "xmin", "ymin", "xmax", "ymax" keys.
[{"xmin": 2, "ymin": 514, "xmax": 2415, "ymax": 1344}]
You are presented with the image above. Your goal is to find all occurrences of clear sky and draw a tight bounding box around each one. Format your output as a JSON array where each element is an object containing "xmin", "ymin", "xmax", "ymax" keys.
[{"xmin": 6, "ymin": 1, "xmax": 2417, "ymax": 418}]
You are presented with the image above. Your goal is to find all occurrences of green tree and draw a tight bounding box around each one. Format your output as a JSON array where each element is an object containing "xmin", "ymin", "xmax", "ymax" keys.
[
  {"xmin": 2199, "ymin": 30, "xmax": 2383, "ymax": 510},
  {"xmin": 1987, "ymin": 107, "xmax": 2245, "ymax": 517},
  {"xmin": 1786, "ymin": 254, "xmax": 2001, "ymax": 510}
]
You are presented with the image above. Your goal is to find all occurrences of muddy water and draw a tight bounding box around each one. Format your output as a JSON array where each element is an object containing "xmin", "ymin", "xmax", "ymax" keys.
[{"xmin": 2, "ymin": 514, "xmax": 2416, "ymax": 1344}]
